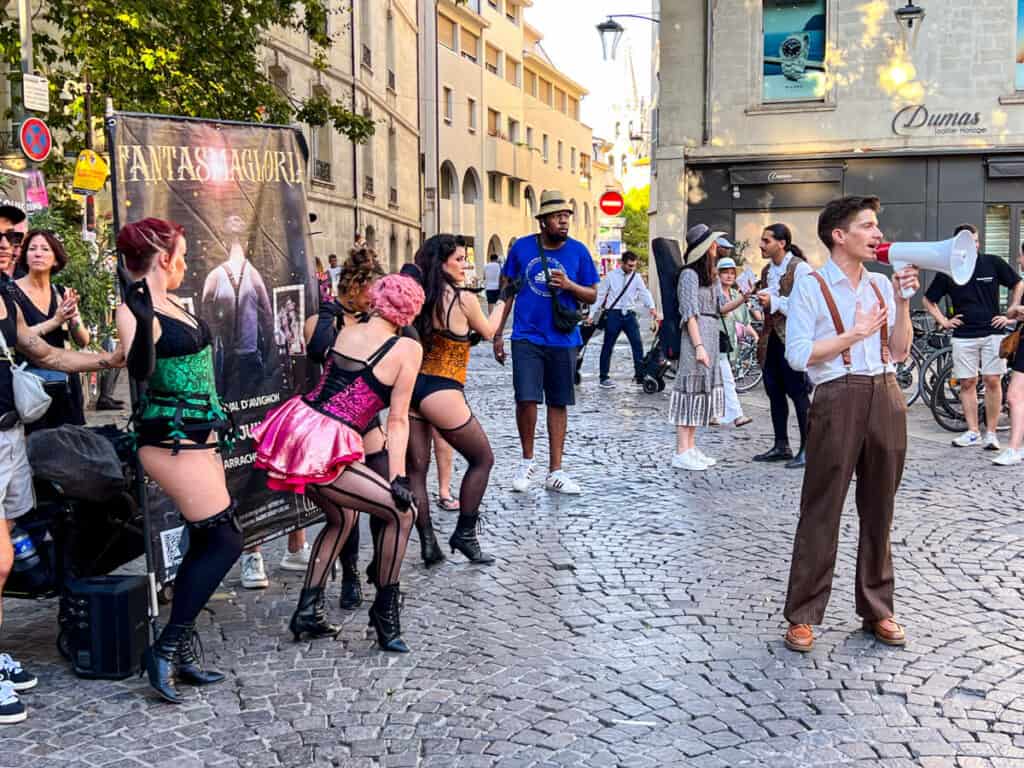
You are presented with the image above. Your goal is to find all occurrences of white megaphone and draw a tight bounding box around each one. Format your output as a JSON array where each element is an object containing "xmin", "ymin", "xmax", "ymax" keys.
[{"xmin": 875, "ymin": 229, "xmax": 977, "ymax": 299}]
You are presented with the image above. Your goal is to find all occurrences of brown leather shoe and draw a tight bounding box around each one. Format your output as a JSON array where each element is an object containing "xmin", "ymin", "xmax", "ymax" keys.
[
  {"xmin": 863, "ymin": 617, "xmax": 906, "ymax": 646},
  {"xmin": 784, "ymin": 623, "xmax": 814, "ymax": 652}
]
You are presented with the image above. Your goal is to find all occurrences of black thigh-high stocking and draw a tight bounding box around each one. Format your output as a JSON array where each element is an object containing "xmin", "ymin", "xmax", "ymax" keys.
[
  {"xmin": 364, "ymin": 449, "xmax": 388, "ymax": 569},
  {"xmin": 304, "ymin": 487, "xmax": 358, "ymax": 590},
  {"xmin": 168, "ymin": 503, "xmax": 245, "ymax": 627},
  {"xmin": 312, "ymin": 462, "xmax": 413, "ymax": 586},
  {"xmin": 434, "ymin": 416, "xmax": 494, "ymax": 523},
  {"xmin": 407, "ymin": 415, "xmax": 433, "ymax": 527}
]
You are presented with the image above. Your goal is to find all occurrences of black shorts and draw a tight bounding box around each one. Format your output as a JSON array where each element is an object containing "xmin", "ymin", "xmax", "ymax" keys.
[
  {"xmin": 412, "ymin": 374, "xmax": 465, "ymax": 410},
  {"xmin": 511, "ymin": 340, "xmax": 577, "ymax": 407},
  {"xmin": 486, "ymin": 289, "xmax": 500, "ymax": 305}
]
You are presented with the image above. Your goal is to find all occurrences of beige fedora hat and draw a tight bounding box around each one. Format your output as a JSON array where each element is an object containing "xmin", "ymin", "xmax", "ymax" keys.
[
  {"xmin": 684, "ymin": 223, "xmax": 726, "ymax": 265},
  {"xmin": 535, "ymin": 189, "xmax": 573, "ymax": 219}
]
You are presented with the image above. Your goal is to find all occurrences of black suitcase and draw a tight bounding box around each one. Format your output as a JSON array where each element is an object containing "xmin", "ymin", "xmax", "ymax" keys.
[{"xmin": 60, "ymin": 575, "xmax": 149, "ymax": 680}]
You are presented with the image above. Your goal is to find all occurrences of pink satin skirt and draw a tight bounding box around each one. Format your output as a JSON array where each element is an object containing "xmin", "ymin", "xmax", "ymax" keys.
[{"xmin": 252, "ymin": 396, "xmax": 364, "ymax": 495}]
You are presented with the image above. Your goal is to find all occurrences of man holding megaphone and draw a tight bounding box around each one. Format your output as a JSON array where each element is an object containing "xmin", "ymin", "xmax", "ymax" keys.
[
  {"xmin": 922, "ymin": 224, "xmax": 1023, "ymax": 451},
  {"xmin": 780, "ymin": 195, "xmax": 919, "ymax": 654}
]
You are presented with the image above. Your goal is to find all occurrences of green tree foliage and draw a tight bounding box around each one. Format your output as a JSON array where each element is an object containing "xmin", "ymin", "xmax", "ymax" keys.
[
  {"xmin": 0, "ymin": 1, "xmax": 375, "ymax": 214},
  {"xmin": 622, "ymin": 185, "xmax": 650, "ymax": 270}
]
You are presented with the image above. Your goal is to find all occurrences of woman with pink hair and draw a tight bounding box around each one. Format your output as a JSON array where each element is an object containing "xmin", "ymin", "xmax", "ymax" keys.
[{"xmin": 252, "ymin": 274, "xmax": 424, "ymax": 652}]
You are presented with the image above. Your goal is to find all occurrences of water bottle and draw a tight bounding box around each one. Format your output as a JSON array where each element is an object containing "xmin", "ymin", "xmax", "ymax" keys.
[{"xmin": 11, "ymin": 527, "xmax": 41, "ymax": 573}]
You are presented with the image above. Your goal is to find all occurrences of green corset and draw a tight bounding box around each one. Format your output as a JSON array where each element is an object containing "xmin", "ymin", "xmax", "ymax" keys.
[{"xmin": 136, "ymin": 348, "xmax": 235, "ymax": 452}]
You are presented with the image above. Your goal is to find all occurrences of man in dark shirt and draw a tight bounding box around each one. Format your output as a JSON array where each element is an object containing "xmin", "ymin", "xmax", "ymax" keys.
[{"xmin": 924, "ymin": 223, "xmax": 1023, "ymax": 450}]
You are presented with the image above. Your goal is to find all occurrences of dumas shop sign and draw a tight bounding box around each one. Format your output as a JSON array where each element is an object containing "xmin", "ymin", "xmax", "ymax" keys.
[{"xmin": 892, "ymin": 105, "xmax": 987, "ymax": 137}]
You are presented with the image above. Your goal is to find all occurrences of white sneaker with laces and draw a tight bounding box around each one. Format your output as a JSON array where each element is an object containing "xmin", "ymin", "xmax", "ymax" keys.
[
  {"xmin": 279, "ymin": 543, "xmax": 312, "ymax": 572},
  {"xmin": 511, "ymin": 459, "xmax": 536, "ymax": 493},
  {"xmin": 982, "ymin": 432, "xmax": 1001, "ymax": 452},
  {"xmin": 694, "ymin": 448, "xmax": 717, "ymax": 467},
  {"xmin": 993, "ymin": 448, "xmax": 1023, "ymax": 466},
  {"xmin": 0, "ymin": 653, "xmax": 36, "ymax": 691},
  {"xmin": 240, "ymin": 552, "xmax": 270, "ymax": 589},
  {"xmin": 0, "ymin": 681, "xmax": 26, "ymax": 725},
  {"xmin": 952, "ymin": 430, "xmax": 981, "ymax": 448},
  {"xmin": 671, "ymin": 449, "xmax": 707, "ymax": 471},
  {"xmin": 544, "ymin": 470, "xmax": 582, "ymax": 494}
]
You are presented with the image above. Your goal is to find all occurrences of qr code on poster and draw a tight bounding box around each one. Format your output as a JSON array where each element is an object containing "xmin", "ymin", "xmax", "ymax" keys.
[{"xmin": 160, "ymin": 526, "xmax": 186, "ymax": 572}]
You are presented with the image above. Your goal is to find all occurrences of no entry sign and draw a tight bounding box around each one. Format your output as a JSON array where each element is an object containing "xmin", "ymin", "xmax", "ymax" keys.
[
  {"xmin": 20, "ymin": 118, "xmax": 52, "ymax": 162},
  {"xmin": 599, "ymin": 190, "xmax": 624, "ymax": 217}
]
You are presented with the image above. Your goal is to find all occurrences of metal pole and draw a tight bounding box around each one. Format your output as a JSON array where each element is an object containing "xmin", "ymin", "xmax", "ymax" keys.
[
  {"xmin": 83, "ymin": 76, "xmax": 95, "ymax": 232},
  {"xmin": 13, "ymin": 0, "xmax": 32, "ymax": 141}
]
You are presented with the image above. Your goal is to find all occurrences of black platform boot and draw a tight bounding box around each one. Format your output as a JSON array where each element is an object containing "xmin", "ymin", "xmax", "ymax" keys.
[
  {"xmin": 339, "ymin": 557, "xmax": 364, "ymax": 610},
  {"xmin": 141, "ymin": 623, "xmax": 188, "ymax": 704},
  {"xmin": 449, "ymin": 515, "xmax": 495, "ymax": 564},
  {"xmin": 174, "ymin": 623, "xmax": 225, "ymax": 686},
  {"xmin": 368, "ymin": 584, "xmax": 409, "ymax": 653},
  {"xmin": 417, "ymin": 518, "xmax": 445, "ymax": 567},
  {"xmin": 289, "ymin": 587, "xmax": 341, "ymax": 641}
]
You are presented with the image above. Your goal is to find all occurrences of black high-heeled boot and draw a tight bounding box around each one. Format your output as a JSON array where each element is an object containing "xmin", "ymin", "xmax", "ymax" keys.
[
  {"xmin": 175, "ymin": 623, "xmax": 225, "ymax": 686},
  {"xmin": 289, "ymin": 587, "xmax": 341, "ymax": 641},
  {"xmin": 417, "ymin": 518, "xmax": 445, "ymax": 567},
  {"xmin": 449, "ymin": 515, "xmax": 495, "ymax": 564},
  {"xmin": 140, "ymin": 623, "xmax": 188, "ymax": 704},
  {"xmin": 339, "ymin": 557, "xmax": 364, "ymax": 610},
  {"xmin": 368, "ymin": 584, "xmax": 409, "ymax": 653}
]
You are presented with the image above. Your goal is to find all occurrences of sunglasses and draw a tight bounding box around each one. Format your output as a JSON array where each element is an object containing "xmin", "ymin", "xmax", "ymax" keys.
[{"xmin": 0, "ymin": 232, "xmax": 24, "ymax": 246}]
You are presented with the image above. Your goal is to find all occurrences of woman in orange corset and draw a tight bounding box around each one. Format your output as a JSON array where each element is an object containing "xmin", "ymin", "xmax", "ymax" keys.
[{"xmin": 408, "ymin": 234, "xmax": 508, "ymax": 566}]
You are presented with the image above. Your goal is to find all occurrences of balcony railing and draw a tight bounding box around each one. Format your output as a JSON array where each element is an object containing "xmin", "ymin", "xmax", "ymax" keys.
[
  {"xmin": 312, "ymin": 160, "xmax": 332, "ymax": 183},
  {"xmin": 387, "ymin": 69, "xmax": 396, "ymax": 92},
  {"xmin": 363, "ymin": 176, "xmax": 374, "ymax": 197},
  {"xmin": 361, "ymin": 45, "xmax": 372, "ymax": 69},
  {"xmin": 389, "ymin": 187, "xmax": 398, "ymax": 206}
]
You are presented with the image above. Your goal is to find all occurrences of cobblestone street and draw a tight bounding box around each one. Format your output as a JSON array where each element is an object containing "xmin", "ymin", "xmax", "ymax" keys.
[{"xmin": 4, "ymin": 339, "xmax": 1024, "ymax": 768}]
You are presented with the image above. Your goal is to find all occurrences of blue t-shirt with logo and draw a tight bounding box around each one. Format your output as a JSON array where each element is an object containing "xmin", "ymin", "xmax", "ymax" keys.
[{"xmin": 502, "ymin": 235, "xmax": 600, "ymax": 347}]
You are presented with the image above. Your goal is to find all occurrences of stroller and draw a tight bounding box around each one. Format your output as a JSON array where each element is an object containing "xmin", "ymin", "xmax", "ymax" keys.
[
  {"xmin": 6, "ymin": 425, "xmax": 146, "ymax": 662},
  {"xmin": 637, "ymin": 320, "xmax": 670, "ymax": 393},
  {"xmin": 629, "ymin": 237, "xmax": 687, "ymax": 394}
]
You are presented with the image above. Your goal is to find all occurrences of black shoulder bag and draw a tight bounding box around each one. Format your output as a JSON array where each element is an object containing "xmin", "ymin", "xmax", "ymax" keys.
[
  {"xmin": 537, "ymin": 235, "xmax": 580, "ymax": 334},
  {"xmin": 595, "ymin": 271, "xmax": 637, "ymax": 331}
]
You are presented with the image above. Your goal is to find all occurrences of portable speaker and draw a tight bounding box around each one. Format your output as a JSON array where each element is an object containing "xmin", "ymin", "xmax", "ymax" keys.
[{"xmin": 62, "ymin": 575, "xmax": 149, "ymax": 680}]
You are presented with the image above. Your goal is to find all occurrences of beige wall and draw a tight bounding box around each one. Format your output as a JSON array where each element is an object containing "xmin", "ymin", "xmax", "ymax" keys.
[
  {"xmin": 433, "ymin": 0, "xmax": 607, "ymax": 276},
  {"xmin": 266, "ymin": 0, "xmax": 421, "ymax": 272}
]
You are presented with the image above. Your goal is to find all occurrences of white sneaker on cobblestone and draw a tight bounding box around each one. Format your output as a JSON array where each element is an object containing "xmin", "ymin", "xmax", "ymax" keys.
[
  {"xmin": 992, "ymin": 448, "xmax": 1023, "ymax": 466},
  {"xmin": 982, "ymin": 432, "xmax": 1001, "ymax": 451},
  {"xmin": 545, "ymin": 470, "xmax": 581, "ymax": 494},
  {"xmin": 599, "ymin": 379, "xmax": 615, "ymax": 389},
  {"xmin": 511, "ymin": 459, "xmax": 536, "ymax": 492},
  {"xmin": 694, "ymin": 448, "xmax": 717, "ymax": 467},
  {"xmin": 0, "ymin": 653, "xmax": 36, "ymax": 691},
  {"xmin": 672, "ymin": 450, "xmax": 707, "ymax": 471},
  {"xmin": 240, "ymin": 552, "xmax": 270, "ymax": 589},
  {"xmin": 0, "ymin": 681, "xmax": 25, "ymax": 725},
  {"xmin": 279, "ymin": 543, "xmax": 311, "ymax": 572},
  {"xmin": 952, "ymin": 430, "xmax": 981, "ymax": 448}
]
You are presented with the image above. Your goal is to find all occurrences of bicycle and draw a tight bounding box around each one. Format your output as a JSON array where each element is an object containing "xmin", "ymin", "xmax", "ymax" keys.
[
  {"xmin": 928, "ymin": 355, "xmax": 1010, "ymax": 433},
  {"xmin": 732, "ymin": 334, "xmax": 763, "ymax": 393}
]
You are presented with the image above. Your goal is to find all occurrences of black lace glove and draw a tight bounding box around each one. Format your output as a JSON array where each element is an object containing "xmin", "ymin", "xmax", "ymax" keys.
[
  {"xmin": 390, "ymin": 476, "xmax": 415, "ymax": 511},
  {"xmin": 119, "ymin": 267, "xmax": 155, "ymax": 381},
  {"xmin": 500, "ymin": 279, "xmax": 521, "ymax": 302},
  {"xmin": 119, "ymin": 266, "xmax": 154, "ymax": 324}
]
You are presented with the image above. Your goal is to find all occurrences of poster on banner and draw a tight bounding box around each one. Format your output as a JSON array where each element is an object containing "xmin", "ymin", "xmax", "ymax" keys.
[
  {"xmin": 107, "ymin": 112, "xmax": 321, "ymax": 583},
  {"xmin": 762, "ymin": 0, "xmax": 826, "ymax": 102}
]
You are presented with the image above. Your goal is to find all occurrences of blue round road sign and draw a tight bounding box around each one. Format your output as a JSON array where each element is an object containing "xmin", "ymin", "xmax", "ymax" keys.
[{"xmin": 20, "ymin": 117, "xmax": 51, "ymax": 162}]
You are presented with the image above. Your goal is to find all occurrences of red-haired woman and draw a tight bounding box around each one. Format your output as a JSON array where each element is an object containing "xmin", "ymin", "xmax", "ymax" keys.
[
  {"xmin": 115, "ymin": 217, "xmax": 242, "ymax": 704},
  {"xmin": 253, "ymin": 274, "xmax": 423, "ymax": 652},
  {"xmin": 12, "ymin": 230, "xmax": 90, "ymax": 431}
]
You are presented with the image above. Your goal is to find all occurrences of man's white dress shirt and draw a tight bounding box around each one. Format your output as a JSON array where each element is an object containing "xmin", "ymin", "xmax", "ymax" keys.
[
  {"xmin": 763, "ymin": 251, "xmax": 813, "ymax": 316},
  {"xmin": 590, "ymin": 267, "xmax": 655, "ymax": 318},
  {"xmin": 785, "ymin": 258, "xmax": 897, "ymax": 386}
]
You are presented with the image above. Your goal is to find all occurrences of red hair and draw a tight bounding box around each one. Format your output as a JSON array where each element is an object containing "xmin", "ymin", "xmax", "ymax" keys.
[
  {"xmin": 116, "ymin": 217, "xmax": 184, "ymax": 275},
  {"xmin": 370, "ymin": 275, "xmax": 424, "ymax": 328}
]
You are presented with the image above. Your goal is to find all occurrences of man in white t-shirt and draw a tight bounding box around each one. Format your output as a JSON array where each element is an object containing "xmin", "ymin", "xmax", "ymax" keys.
[
  {"xmin": 327, "ymin": 253, "xmax": 341, "ymax": 296},
  {"xmin": 484, "ymin": 254, "xmax": 502, "ymax": 312}
]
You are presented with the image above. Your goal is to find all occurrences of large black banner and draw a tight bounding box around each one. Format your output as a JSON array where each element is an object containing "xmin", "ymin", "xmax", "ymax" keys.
[{"xmin": 108, "ymin": 113, "xmax": 323, "ymax": 583}]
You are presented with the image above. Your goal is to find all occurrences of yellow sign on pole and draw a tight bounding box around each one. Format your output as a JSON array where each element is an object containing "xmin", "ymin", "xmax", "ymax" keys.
[{"xmin": 71, "ymin": 149, "xmax": 108, "ymax": 195}]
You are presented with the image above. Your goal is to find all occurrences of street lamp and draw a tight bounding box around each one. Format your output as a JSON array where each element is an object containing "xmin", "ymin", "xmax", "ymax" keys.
[
  {"xmin": 894, "ymin": 1, "xmax": 925, "ymax": 51},
  {"xmin": 596, "ymin": 14, "xmax": 659, "ymax": 61}
]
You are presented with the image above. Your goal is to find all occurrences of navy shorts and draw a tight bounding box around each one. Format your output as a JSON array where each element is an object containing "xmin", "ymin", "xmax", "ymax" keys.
[
  {"xmin": 485, "ymin": 289, "xmax": 500, "ymax": 305},
  {"xmin": 511, "ymin": 340, "xmax": 577, "ymax": 406}
]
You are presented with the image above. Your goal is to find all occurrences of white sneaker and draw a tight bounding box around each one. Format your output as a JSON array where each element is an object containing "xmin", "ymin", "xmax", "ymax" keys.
[
  {"xmin": 992, "ymin": 448, "xmax": 1023, "ymax": 466},
  {"xmin": 240, "ymin": 552, "xmax": 269, "ymax": 589},
  {"xmin": 0, "ymin": 653, "xmax": 36, "ymax": 691},
  {"xmin": 982, "ymin": 432, "xmax": 1001, "ymax": 452},
  {"xmin": 952, "ymin": 430, "xmax": 981, "ymax": 448},
  {"xmin": 694, "ymin": 448, "xmax": 717, "ymax": 467},
  {"xmin": 599, "ymin": 379, "xmax": 615, "ymax": 389},
  {"xmin": 279, "ymin": 543, "xmax": 311, "ymax": 572},
  {"xmin": 545, "ymin": 470, "xmax": 582, "ymax": 495},
  {"xmin": 672, "ymin": 449, "xmax": 707, "ymax": 471},
  {"xmin": 511, "ymin": 459, "xmax": 536, "ymax": 492},
  {"xmin": 0, "ymin": 681, "xmax": 26, "ymax": 725}
]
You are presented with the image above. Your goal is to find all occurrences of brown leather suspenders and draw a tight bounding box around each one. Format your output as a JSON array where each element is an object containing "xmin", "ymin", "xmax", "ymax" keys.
[{"xmin": 809, "ymin": 272, "xmax": 890, "ymax": 369}]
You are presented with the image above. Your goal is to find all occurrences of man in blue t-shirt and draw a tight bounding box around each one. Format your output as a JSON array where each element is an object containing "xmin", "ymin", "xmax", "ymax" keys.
[{"xmin": 494, "ymin": 189, "xmax": 599, "ymax": 495}]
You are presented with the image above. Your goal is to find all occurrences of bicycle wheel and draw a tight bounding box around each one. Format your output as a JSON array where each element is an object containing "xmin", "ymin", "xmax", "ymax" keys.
[
  {"xmin": 895, "ymin": 353, "xmax": 921, "ymax": 407},
  {"xmin": 733, "ymin": 341, "xmax": 763, "ymax": 392},
  {"xmin": 918, "ymin": 347, "xmax": 951, "ymax": 408},
  {"xmin": 929, "ymin": 358, "xmax": 971, "ymax": 433}
]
